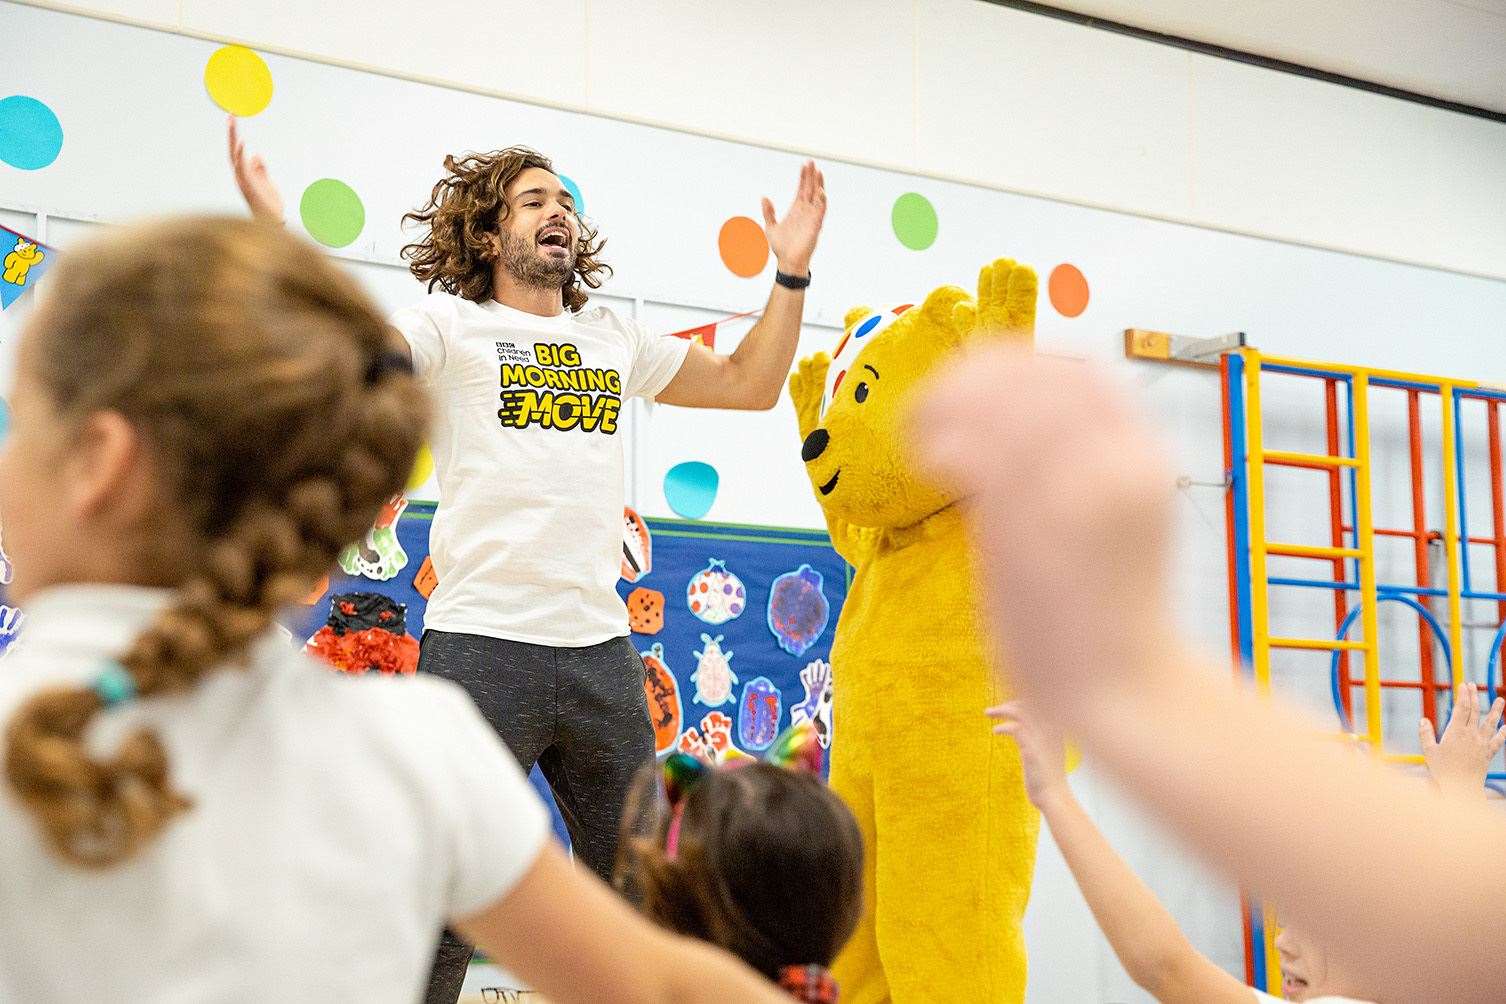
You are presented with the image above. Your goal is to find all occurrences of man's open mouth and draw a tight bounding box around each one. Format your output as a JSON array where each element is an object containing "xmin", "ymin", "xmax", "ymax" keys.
[
  {"xmin": 818, "ymin": 470, "xmax": 840, "ymax": 496},
  {"xmin": 537, "ymin": 227, "xmax": 570, "ymax": 253}
]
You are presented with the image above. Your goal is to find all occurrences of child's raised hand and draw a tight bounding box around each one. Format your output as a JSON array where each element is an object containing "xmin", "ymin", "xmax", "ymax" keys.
[
  {"xmin": 910, "ymin": 346, "xmax": 1181, "ymax": 717},
  {"xmin": 1420, "ymin": 682, "xmax": 1506, "ymax": 799},
  {"xmin": 227, "ymin": 116, "xmax": 285, "ymax": 222},
  {"xmin": 988, "ymin": 701, "xmax": 1068, "ymax": 809}
]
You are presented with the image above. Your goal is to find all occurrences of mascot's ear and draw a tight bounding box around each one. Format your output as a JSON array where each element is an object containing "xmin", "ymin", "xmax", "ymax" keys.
[{"xmin": 843, "ymin": 305, "xmax": 874, "ymax": 331}]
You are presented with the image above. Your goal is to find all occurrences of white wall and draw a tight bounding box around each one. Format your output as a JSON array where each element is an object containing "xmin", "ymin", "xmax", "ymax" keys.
[{"xmin": 12, "ymin": 0, "xmax": 1506, "ymax": 282}]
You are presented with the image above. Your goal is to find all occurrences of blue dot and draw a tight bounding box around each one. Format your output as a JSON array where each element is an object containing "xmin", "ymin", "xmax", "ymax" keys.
[
  {"xmin": 0, "ymin": 96, "xmax": 64, "ymax": 170},
  {"xmin": 560, "ymin": 174, "xmax": 584, "ymax": 215},
  {"xmin": 855, "ymin": 315, "xmax": 882, "ymax": 338}
]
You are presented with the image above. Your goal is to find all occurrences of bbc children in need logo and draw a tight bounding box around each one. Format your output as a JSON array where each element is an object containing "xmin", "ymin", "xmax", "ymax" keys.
[{"xmin": 497, "ymin": 341, "xmax": 623, "ymax": 434}]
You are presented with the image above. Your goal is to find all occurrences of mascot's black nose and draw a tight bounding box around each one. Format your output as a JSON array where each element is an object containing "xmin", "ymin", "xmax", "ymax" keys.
[{"xmin": 801, "ymin": 428, "xmax": 829, "ymax": 462}]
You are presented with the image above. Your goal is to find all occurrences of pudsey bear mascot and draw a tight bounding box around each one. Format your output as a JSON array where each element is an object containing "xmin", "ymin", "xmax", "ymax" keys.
[{"xmin": 789, "ymin": 258, "xmax": 1041, "ymax": 1003}]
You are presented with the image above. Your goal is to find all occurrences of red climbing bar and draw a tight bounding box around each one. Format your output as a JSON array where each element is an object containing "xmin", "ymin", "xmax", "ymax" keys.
[{"xmin": 1408, "ymin": 390, "xmax": 1439, "ymax": 725}]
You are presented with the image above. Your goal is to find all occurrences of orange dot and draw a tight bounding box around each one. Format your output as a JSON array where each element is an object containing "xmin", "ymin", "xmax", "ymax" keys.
[
  {"xmin": 1048, "ymin": 264, "xmax": 1090, "ymax": 318},
  {"xmin": 718, "ymin": 216, "xmax": 769, "ymax": 278}
]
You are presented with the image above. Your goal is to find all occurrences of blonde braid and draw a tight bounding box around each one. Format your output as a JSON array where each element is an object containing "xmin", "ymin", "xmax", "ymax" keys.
[{"xmin": 3, "ymin": 217, "xmax": 429, "ymax": 867}]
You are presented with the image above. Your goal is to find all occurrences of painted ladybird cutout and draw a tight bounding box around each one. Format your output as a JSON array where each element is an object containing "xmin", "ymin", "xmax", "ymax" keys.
[
  {"xmin": 686, "ymin": 558, "xmax": 746, "ymax": 625},
  {"xmin": 691, "ymin": 633, "xmax": 737, "ymax": 707}
]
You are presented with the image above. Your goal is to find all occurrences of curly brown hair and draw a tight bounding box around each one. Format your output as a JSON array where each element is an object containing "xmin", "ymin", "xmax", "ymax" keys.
[
  {"xmin": 401, "ymin": 147, "xmax": 610, "ymax": 312},
  {"xmin": 4, "ymin": 216, "xmax": 428, "ymax": 868}
]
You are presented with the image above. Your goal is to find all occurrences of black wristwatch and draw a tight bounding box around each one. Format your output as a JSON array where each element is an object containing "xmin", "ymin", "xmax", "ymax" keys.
[{"xmin": 775, "ymin": 269, "xmax": 811, "ymax": 290}]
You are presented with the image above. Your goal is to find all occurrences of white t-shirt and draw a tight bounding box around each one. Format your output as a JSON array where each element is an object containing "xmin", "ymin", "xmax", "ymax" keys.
[
  {"xmin": 0, "ymin": 585, "xmax": 549, "ymax": 1003},
  {"xmin": 392, "ymin": 293, "xmax": 690, "ymax": 647},
  {"xmin": 1253, "ymin": 991, "xmax": 1372, "ymax": 1003}
]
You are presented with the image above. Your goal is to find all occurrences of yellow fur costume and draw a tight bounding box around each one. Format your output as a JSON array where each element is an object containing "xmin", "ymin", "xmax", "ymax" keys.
[{"xmin": 788, "ymin": 259, "xmax": 1039, "ymax": 1003}]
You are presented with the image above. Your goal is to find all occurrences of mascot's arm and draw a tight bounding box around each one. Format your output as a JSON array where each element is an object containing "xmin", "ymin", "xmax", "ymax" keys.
[{"xmin": 789, "ymin": 353, "xmax": 870, "ymax": 565}]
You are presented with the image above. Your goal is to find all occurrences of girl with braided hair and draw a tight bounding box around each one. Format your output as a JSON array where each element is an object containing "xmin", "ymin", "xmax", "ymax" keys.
[{"xmin": 0, "ymin": 217, "xmax": 793, "ymax": 1004}]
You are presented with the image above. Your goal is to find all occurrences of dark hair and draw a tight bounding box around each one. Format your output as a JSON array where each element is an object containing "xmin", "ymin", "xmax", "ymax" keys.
[
  {"xmin": 4, "ymin": 216, "xmax": 428, "ymax": 868},
  {"xmin": 615, "ymin": 762, "xmax": 864, "ymax": 980},
  {"xmin": 400, "ymin": 146, "xmax": 610, "ymax": 312}
]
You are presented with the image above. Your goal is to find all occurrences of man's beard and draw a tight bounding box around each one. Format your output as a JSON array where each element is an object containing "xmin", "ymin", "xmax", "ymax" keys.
[{"xmin": 497, "ymin": 229, "xmax": 575, "ymax": 289}]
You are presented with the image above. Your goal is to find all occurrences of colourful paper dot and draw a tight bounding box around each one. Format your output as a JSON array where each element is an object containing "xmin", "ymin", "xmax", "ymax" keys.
[
  {"xmin": 0, "ymin": 96, "xmax": 63, "ymax": 170},
  {"xmin": 718, "ymin": 216, "xmax": 769, "ymax": 278},
  {"xmin": 891, "ymin": 193, "xmax": 937, "ymax": 251},
  {"xmin": 299, "ymin": 179, "xmax": 365, "ymax": 248},
  {"xmin": 405, "ymin": 444, "xmax": 434, "ymax": 491},
  {"xmin": 560, "ymin": 174, "xmax": 584, "ymax": 215},
  {"xmin": 1048, "ymin": 264, "xmax": 1090, "ymax": 318},
  {"xmin": 664, "ymin": 461, "xmax": 719, "ymax": 520},
  {"xmin": 203, "ymin": 46, "xmax": 274, "ymax": 117},
  {"xmin": 0, "ymin": 398, "xmax": 10, "ymax": 442}
]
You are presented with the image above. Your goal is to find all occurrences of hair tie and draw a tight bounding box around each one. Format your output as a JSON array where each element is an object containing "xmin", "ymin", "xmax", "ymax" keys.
[
  {"xmin": 777, "ymin": 964, "xmax": 839, "ymax": 1003},
  {"xmin": 661, "ymin": 752, "xmax": 708, "ymax": 858},
  {"xmin": 765, "ymin": 720, "xmax": 824, "ymax": 775},
  {"xmin": 93, "ymin": 662, "xmax": 137, "ymax": 708},
  {"xmin": 365, "ymin": 350, "xmax": 414, "ymax": 385}
]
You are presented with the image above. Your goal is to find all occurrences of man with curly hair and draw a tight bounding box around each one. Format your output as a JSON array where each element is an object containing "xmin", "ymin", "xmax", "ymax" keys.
[{"xmin": 228, "ymin": 119, "xmax": 826, "ymax": 1001}]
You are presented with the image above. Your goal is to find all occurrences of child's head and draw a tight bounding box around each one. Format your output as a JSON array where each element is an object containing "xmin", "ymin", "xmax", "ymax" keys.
[
  {"xmin": 616, "ymin": 752, "xmax": 863, "ymax": 994},
  {"xmin": 2, "ymin": 215, "xmax": 428, "ymax": 867},
  {"xmin": 1274, "ymin": 919, "xmax": 1369, "ymax": 1001}
]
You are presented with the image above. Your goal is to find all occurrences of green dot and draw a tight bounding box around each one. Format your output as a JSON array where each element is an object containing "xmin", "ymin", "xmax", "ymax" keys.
[
  {"xmin": 891, "ymin": 192, "xmax": 937, "ymax": 251},
  {"xmin": 299, "ymin": 179, "xmax": 365, "ymax": 248}
]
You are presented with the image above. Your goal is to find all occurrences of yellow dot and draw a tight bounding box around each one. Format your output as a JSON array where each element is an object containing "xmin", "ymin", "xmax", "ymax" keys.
[
  {"xmin": 204, "ymin": 45, "xmax": 273, "ymax": 117},
  {"xmin": 405, "ymin": 444, "xmax": 434, "ymax": 491}
]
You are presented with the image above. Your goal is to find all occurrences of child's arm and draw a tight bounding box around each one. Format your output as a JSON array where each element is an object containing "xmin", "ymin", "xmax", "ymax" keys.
[
  {"xmin": 990, "ymin": 702, "xmax": 1251, "ymax": 1004},
  {"xmin": 1419, "ymin": 681, "xmax": 1506, "ymax": 799},
  {"xmin": 454, "ymin": 841, "xmax": 788, "ymax": 1004},
  {"xmin": 913, "ymin": 346, "xmax": 1506, "ymax": 1000}
]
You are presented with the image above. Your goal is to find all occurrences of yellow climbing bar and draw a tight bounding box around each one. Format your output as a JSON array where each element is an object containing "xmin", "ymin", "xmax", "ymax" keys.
[
  {"xmin": 1266, "ymin": 543, "xmax": 1364, "ymax": 560},
  {"xmin": 1263, "ymin": 450, "xmax": 1360, "ymax": 468},
  {"xmin": 1270, "ymin": 637, "xmax": 1371, "ymax": 652}
]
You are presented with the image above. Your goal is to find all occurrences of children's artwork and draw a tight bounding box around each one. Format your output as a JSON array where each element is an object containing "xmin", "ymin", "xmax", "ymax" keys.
[
  {"xmin": 686, "ymin": 558, "xmax": 746, "ymax": 624},
  {"xmin": 304, "ymin": 591, "xmax": 419, "ymax": 675},
  {"xmin": 675, "ymin": 711, "xmax": 734, "ymax": 761},
  {"xmin": 621, "ymin": 506, "xmax": 652, "ymax": 582},
  {"xmin": 690, "ymin": 633, "xmax": 737, "ymax": 707},
  {"xmin": 676, "ymin": 726, "xmax": 709, "ymax": 759},
  {"xmin": 640, "ymin": 643, "xmax": 682, "ymax": 756},
  {"xmin": 789, "ymin": 659, "xmax": 834, "ymax": 749},
  {"xmin": 1, "ymin": 225, "xmax": 56, "ymax": 310},
  {"xmin": 699, "ymin": 711, "xmax": 734, "ymax": 758},
  {"xmin": 0, "ymin": 605, "xmax": 22, "ymax": 657},
  {"xmin": 767, "ymin": 563, "xmax": 830, "ymax": 656},
  {"xmin": 412, "ymin": 555, "xmax": 438, "ymax": 598},
  {"xmin": 627, "ymin": 586, "xmax": 665, "ymax": 635},
  {"xmin": 337, "ymin": 494, "xmax": 409, "ymax": 580},
  {"xmin": 738, "ymin": 676, "xmax": 783, "ymax": 751}
]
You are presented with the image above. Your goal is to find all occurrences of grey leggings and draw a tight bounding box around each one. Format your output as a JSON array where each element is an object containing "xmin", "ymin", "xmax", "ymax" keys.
[{"xmin": 420, "ymin": 630, "xmax": 655, "ymax": 1004}]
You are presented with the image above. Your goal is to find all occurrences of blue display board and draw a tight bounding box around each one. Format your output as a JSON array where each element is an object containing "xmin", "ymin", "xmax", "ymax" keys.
[{"xmin": 282, "ymin": 503, "xmax": 848, "ymax": 848}]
